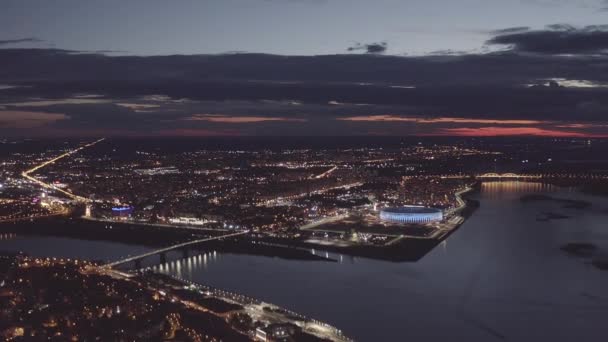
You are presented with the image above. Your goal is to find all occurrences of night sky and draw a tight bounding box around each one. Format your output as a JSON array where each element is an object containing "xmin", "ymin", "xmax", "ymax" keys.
[{"xmin": 2, "ymin": 0, "xmax": 608, "ymax": 137}]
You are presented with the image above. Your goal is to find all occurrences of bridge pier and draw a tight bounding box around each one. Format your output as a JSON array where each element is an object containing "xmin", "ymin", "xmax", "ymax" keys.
[
  {"xmin": 160, "ymin": 252, "xmax": 167, "ymax": 264},
  {"xmin": 134, "ymin": 259, "xmax": 142, "ymax": 270},
  {"xmin": 182, "ymin": 249, "xmax": 189, "ymax": 258}
]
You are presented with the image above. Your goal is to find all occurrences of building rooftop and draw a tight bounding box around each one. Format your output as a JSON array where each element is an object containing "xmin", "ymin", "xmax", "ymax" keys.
[{"xmin": 380, "ymin": 206, "xmax": 442, "ymax": 214}]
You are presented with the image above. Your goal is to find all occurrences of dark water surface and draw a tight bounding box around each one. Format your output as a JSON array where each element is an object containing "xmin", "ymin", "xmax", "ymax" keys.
[{"xmin": 2, "ymin": 182, "xmax": 608, "ymax": 341}]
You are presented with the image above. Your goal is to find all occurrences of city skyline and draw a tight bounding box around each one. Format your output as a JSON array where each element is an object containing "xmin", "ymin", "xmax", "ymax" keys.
[
  {"xmin": 2, "ymin": 136, "xmax": 608, "ymax": 341},
  {"xmin": 3, "ymin": 3, "xmax": 608, "ymax": 340}
]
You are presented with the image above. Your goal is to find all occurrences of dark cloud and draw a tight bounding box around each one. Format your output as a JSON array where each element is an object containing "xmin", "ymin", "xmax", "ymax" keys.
[
  {"xmin": 85, "ymin": 50, "xmax": 130, "ymax": 55},
  {"xmin": 490, "ymin": 27, "xmax": 530, "ymax": 35},
  {"xmin": 4, "ymin": 48, "xmax": 608, "ymax": 91},
  {"xmin": 487, "ymin": 24, "xmax": 608, "ymax": 55},
  {"xmin": 545, "ymin": 23, "xmax": 576, "ymax": 31},
  {"xmin": 1, "ymin": 47, "xmax": 608, "ymax": 136},
  {"xmin": 347, "ymin": 42, "xmax": 387, "ymax": 54},
  {"xmin": 2, "ymin": 91, "xmax": 608, "ymax": 137},
  {"xmin": 425, "ymin": 49, "xmax": 472, "ymax": 56},
  {"xmin": 0, "ymin": 37, "xmax": 43, "ymax": 45}
]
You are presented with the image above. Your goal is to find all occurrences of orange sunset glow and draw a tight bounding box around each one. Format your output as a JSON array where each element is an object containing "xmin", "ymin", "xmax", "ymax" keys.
[
  {"xmin": 185, "ymin": 114, "xmax": 307, "ymax": 123},
  {"xmin": 433, "ymin": 127, "xmax": 608, "ymax": 137},
  {"xmin": 337, "ymin": 115, "xmax": 544, "ymax": 125}
]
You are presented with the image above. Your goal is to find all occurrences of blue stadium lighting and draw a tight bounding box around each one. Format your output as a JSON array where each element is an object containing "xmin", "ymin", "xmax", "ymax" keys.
[{"xmin": 380, "ymin": 206, "xmax": 443, "ymax": 224}]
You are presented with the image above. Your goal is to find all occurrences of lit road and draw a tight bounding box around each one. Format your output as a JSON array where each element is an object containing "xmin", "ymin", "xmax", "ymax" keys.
[
  {"xmin": 300, "ymin": 214, "xmax": 349, "ymax": 230},
  {"xmin": 166, "ymin": 274, "xmax": 352, "ymax": 342},
  {"xmin": 21, "ymin": 138, "xmax": 105, "ymax": 202},
  {"xmin": 105, "ymin": 230, "xmax": 248, "ymax": 268},
  {"xmin": 311, "ymin": 165, "xmax": 338, "ymax": 179},
  {"xmin": 259, "ymin": 182, "xmax": 363, "ymax": 207},
  {"xmin": 444, "ymin": 186, "xmax": 473, "ymax": 217}
]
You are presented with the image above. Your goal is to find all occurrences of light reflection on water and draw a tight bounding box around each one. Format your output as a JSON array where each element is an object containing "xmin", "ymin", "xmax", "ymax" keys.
[
  {"xmin": 0, "ymin": 233, "xmax": 17, "ymax": 241},
  {"xmin": 146, "ymin": 250, "xmax": 214, "ymax": 279},
  {"xmin": 139, "ymin": 248, "xmax": 351, "ymax": 281},
  {"xmin": 1, "ymin": 182, "xmax": 608, "ymax": 341},
  {"xmin": 157, "ymin": 182, "xmax": 608, "ymax": 342},
  {"xmin": 481, "ymin": 181, "xmax": 558, "ymax": 198}
]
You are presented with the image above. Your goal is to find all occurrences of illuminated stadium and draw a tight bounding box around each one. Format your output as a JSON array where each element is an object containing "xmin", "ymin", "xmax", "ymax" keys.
[
  {"xmin": 111, "ymin": 206, "xmax": 133, "ymax": 218},
  {"xmin": 379, "ymin": 206, "xmax": 443, "ymax": 224}
]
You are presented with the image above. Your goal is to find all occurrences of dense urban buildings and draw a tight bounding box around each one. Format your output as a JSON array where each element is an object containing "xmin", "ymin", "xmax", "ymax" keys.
[
  {"xmin": 1, "ymin": 137, "xmax": 608, "ymax": 340},
  {"xmin": 0, "ymin": 253, "xmax": 348, "ymax": 341}
]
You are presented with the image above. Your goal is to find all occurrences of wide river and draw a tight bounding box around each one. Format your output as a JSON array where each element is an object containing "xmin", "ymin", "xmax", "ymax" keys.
[{"xmin": 2, "ymin": 182, "xmax": 608, "ymax": 341}]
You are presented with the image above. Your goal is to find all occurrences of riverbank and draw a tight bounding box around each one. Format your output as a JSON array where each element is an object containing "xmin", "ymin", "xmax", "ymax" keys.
[
  {"xmin": 0, "ymin": 218, "xmax": 332, "ymax": 264},
  {"xmin": 0, "ymin": 188, "xmax": 480, "ymax": 264},
  {"xmin": 4, "ymin": 181, "xmax": 608, "ymax": 341},
  {"xmin": 0, "ymin": 184, "xmax": 481, "ymax": 264},
  {"xmin": 264, "ymin": 192, "xmax": 481, "ymax": 262},
  {"xmin": 149, "ymin": 272, "xmax": 352, "ymax": 342},
  {"xmin": 0, "ymin": 252, "xmax": 351, "ymax": 342}
]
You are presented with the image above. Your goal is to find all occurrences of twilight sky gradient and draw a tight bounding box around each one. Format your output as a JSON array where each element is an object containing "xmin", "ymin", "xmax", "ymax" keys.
[
  {"xmin": 2, "ymin": 0, "xmax": 608, "ymax": 137},
  {"xmin": 3, "ymin": 0, "xmax": 608, "ymax": 55}
]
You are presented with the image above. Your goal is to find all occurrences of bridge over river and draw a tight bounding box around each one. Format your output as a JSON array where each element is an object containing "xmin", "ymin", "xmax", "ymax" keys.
[
  {"xmin": 440, "ymin": 173, "xmax": 608, "ymax": 180},
  {"xmin": 105, "ymin": 231, "xmax": 248, "ymax": 268}
]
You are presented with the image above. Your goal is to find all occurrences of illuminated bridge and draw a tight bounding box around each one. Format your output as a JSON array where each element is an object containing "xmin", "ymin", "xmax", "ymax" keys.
[
  {"xmin": 476, "ymin": 173, "xmax": 542, "ymax": 179},
  {"xmin": 105, "ymin": 231, "xmax": 248, "ymax": 268},
  {"xmin": 438, "ymin": 173, "xmax": 535, "ymax": 179},
  {"xmin": 441, "ymin": 173, "xmax": 608, "ymax": 180}
]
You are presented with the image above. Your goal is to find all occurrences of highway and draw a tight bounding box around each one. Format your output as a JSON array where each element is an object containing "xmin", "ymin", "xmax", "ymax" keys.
[
  {"xmin": 299, "ymin": 214, "xmax": 349, "ymax": 230},
  {"xmin": 258, "ymin": 181, "xmax": 363, "ymax": 207},
  {"xmin": 311, "ymin": 165, "xmax": 338, "ymax": 179},
  {"xmin": 444, "ymin": 186, "xmax": 473, "ymax": 217},
  {"xmin": 104, "ymin": 230, "xmax": 248, "ymax": 268},
  {"xmin": 21, "ymin": 138, "xmax": 105, "ymax": 202}
]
